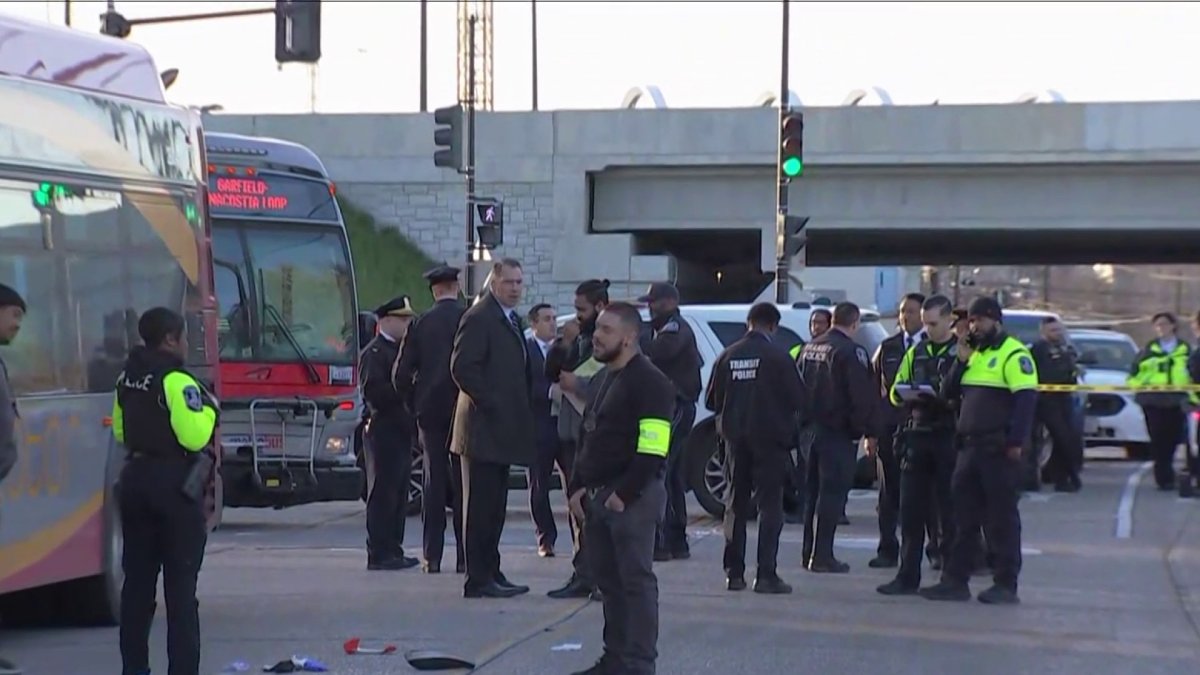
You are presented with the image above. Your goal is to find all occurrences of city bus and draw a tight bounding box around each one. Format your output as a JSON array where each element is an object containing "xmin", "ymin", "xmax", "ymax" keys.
[
  {"xmin": 205, "ymin": 132, "xmax": 364, "ymax": 509},
  {"xmin": 0, "ymin": 15, "xmax": 218, "ymax": 625}
]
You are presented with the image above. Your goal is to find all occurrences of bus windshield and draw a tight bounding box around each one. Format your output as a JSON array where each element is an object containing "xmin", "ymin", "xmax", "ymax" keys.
[{"xmin": 213, "ymin": 221, "xmax": 355, "ymax": 366}]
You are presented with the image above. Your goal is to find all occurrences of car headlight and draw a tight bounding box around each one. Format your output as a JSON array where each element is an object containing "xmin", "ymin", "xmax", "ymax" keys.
[{"xmin": 325, "ymin": 436, "xmax": 350, "ymax": 454}]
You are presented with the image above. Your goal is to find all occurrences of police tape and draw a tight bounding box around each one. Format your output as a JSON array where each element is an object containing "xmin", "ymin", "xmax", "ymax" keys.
[{"xmin": 1036, "ymin": 384, "xmax": 1200, "ymax": 393}]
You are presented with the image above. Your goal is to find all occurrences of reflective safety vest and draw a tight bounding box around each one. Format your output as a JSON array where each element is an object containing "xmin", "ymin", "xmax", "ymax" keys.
[
  {"xmin": 789, "ymin": 343, "xmax": 803, "ymax": 361},
  {"xmin": 889, "ymin": 338, "xmax": 957, "ymax": 407},
  {"xmin": 961, "ymin": 335, "xmax": 1038, "ymax": 393},
  {"xmin": 1128, "ymin": 339, "xmax": 1196, "ymax": 405},
  {"xmin": 113, "ymin": 358, "xmax": 217, "ymax": 456}
]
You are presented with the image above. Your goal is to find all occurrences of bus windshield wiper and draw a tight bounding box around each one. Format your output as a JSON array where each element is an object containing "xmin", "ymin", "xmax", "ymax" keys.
[{"xmin": 262, "ymin": 302, "xmax": 321, "ymax": 385}]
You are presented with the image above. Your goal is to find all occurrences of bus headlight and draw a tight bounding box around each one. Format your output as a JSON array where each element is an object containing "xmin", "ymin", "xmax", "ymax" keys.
[{"xmin": 325, "ymin": 436, "xmax": 350, "ymax": 454}]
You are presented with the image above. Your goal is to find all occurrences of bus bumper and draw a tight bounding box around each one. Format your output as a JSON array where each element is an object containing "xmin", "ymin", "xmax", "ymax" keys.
[{"xmin": 220, "ymin": 457, "xmax": 363, "ymax": 508}]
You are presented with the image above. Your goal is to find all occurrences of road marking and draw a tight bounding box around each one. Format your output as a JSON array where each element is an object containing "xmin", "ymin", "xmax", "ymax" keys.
[
  {"xmin": 1116, "ymin": 461, "xmax": 1153, "ymax": 539},
  {"xmin": 831, "ymin": 535, "xmax": 1043, "ymax": 556}
]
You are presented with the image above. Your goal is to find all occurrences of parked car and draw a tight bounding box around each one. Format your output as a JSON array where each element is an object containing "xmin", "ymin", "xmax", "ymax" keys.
[{"xmin": 1068, "ymin": 329, "xmax": 1149, "ymax": 460}]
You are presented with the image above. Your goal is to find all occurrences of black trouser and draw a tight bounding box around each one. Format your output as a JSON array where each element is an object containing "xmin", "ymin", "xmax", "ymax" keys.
[
  {"xmin": 656, "ymin": 400, "xmax": 696, "ymax": 554},
  {"xmin": 1037, "ymin": 394, "xmax": 1082, "ymax": 485},
  {"xmin": 365, "ymin": 421, "xmax": 412, "ymax": 561},
  {"xmin": 586, "ymin": 480, "xmax": 665, "ymax": 675},
  {"xmin": 875, "ymin": 425, "xmax": 901, "ymax": 560},
  {"xmin": 801, "ymin": 428, "xmax": 855, "ymax": 565},
  {"xmin": 896, "ymin": 428, "xmax": 956, "ymax": 587},
  {"xmin": 943, "ymin": 434, "xmax": 1022, "ymax": 590},
  {"xmin": 461, "ymin": 457, "xmax": 510, "ymax": 591},
  {"xmin": 118, "ymin": 456, "xmax": 207, "ymax": 675},
  {"xmin": 1143, "ymin": 406, "xmax": 1185, "ymax": 489},
  {"xmin": 419, "ymin": 416, "xmax": 463, "ymax": 567},
  {"xmin": 722, "ymin": 440, "xmax": 786, "ymax": 579},
  {"xmin": 530, "ymin": 438, "xmax": 591, "ymax": 584}
]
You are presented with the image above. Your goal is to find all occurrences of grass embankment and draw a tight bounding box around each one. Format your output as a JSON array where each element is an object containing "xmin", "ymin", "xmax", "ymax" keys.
[{"xmin": 340, "ymin": 197, "xmax": 439, "ymax": 313}]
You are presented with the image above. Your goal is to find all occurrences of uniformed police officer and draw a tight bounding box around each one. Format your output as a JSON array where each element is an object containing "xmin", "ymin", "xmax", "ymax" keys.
[
  {"xmin": 394, "ymin": 265, "xmax": 466, "ymax": 574},
  {"xmin": 1128, "ymin": 312, "xmax": 1195, "ymax": 492},
  {"xmin": 705, "ymin": 303, "xmax": 804, "ymax": 593},
  {"xmin": 1030, "ymin": 316, "xmax": 1083, "ymax": 492},
  {"xmin": 637, "ymin": 282, "xmax": 702, "ymax": 561},
  {"xmin": 112, "ymin": 307, "xmax": 218, "ymax": 675},
  {"xmin": 921, "ymin": 297, "xmax": 1037, "ymax": 605},
  {"xmin": 361, "ymin": 295, "xmax": 420, "ymax": 571},
  {"xmin": 796, "ymin": 302, "xmax": 878, "ymax": 573},
  {"xmin": 877, "ymin": 295, "xmax": 960, "ymax": 595}
]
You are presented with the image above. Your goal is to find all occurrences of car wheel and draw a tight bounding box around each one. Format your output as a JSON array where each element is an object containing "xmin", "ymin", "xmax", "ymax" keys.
[
  {"xmin": 686, "ymin": 426, "xmax": 726, "ymax": 518},
  {"xmin": 407, "ymin": 444, "xmax": 424, "ymax": 517},
  {"xmin": 1124, "ymin": 443, "xmax": 1152, "ymax": 461}
]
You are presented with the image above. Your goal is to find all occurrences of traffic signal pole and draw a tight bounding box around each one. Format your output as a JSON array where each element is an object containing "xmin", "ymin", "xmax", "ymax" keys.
[
  {"xmin": 465, "ymin": 14, "xmax": 479, "ymax": 296},
  {"xmin": 774, "ymin": 0, "xmax": 792, "ymax": 304}
]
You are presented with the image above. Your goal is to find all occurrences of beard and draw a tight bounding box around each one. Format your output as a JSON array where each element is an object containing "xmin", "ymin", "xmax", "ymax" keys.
[{"xmin": 593, "ymin": 341, "xmax": 619, "ymax": 363}]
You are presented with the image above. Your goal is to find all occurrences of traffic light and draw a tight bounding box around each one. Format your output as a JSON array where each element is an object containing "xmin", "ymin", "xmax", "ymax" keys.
[
  {"xmin": 780, "ymin": 214, "xmax": 809, "ymax": 258},
  {"xmin": 100, "ymin": 10, "xmax": 131, "ymax": 38},
  {"xmin": 432, "ymin": 104, "xmax": 466, "ymax": 172},
  {"xmin": 275, "ymin": 0, "xmax": 322, "ymax": 64},
  {"xmin": 780, "ymin": 110, "xmax": 804, "ymax": 179}
]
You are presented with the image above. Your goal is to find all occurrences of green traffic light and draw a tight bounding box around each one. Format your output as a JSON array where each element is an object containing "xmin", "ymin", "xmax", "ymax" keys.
[{"xmin": 782, "ymin": 157, "xmax": 803, "ymax": 177}]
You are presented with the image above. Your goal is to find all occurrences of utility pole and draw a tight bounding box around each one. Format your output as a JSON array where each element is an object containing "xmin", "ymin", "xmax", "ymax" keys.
[
  {"xmin": 65, "ymin": 0, "xmax": 72, "ymax": 26},
  {"xmin": 419, "ymin": 0, "xmax": 428, "ymax": 112},
  {"xmin": 773, "ymin": 0, "xmax": 791, "ymax": 304},
  {"xmin": 464, "ymin": 14, "xmax": 479, "ymax": 295},
  {"xmin": 531, "ymin": 0, "xmax": 539, "ymax": 110}
]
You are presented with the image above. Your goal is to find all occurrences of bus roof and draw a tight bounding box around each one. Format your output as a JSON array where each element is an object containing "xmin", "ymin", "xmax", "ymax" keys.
[
  {"xmin": 205, "ymin": 132, "xmax": 331, "ymax": 179},
  {"xmin": 0, "ymin": 12, "xmax": 166, "ymax": 103}
]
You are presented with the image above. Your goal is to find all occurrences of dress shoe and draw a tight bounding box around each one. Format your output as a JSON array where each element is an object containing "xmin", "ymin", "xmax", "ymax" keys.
[
  {"xmin": 876, "ymin": 578, "xmax": 919, "ymax": 596},
  {"xmin": 548, "ymin": 576, "xmax": 594, "ymax": 599},
  {"xmin": 422, "ymin": 561, "xmax": 441, "ymax": 574},
  {"xmin": 753, "ymin": 575, "xmax": 792, "ymax": 594},
  {"xmin": 807, "ymin": 558, "xmax": 849, "ymax": 574},
  {"xmin": 919, "ymin": 580, "xmax": 971, "ymax": 602},
  {"xmin": 464, "ymin": 581, "xmax": 523, "ymax": 599},
  {"xmin": 570, "ymin": 657, "xmax": 615, "ymax": 675},
  {"xmin": 495, "ymin": 573, "xmax": 530, "ymax": 595},
  {"xmin": 368, "ymin": 555, "xmax": 419, "ymax": 571},
  {"xmin": 653, "ymin": 548, "xmax": 672, "ymax": 562},
  {"xmin": 868, "ymin": 555, "xmax": 897, "ymax": 569},
  {"xmin": 538, "ymin": 545, "xmax": 556, "ymax": 558},
  {"xmin": 726, "ymin": 576, "xmax": 747, "ymax": 591}
]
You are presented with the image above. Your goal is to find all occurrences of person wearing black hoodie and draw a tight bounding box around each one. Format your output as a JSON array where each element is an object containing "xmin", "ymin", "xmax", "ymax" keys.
[{"xmin": 112, "ymin": 307, "xmax": 219, "ymax": 675}]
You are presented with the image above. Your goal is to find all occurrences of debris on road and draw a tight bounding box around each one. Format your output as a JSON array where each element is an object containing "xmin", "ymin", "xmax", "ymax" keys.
[
  {"xmin": 343, "ymin": 637, "xmax": 397, "ymax": 655},
  {"xmin": 404, "ymin": 649, "xmax": 477, "ymax": 671},
  {"xmin": 262, "ymin": 656, "xmax": 328, "ymax": 673},
  {"xmin": 222, "ymin": 662, "xmax": 251, "ymax": 673},
  {"xmin": 551, "ymin": 643, "xmax": 583, "ymax": 652}
]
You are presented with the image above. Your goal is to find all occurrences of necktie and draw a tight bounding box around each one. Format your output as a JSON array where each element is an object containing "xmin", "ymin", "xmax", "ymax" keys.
[{"xmin": 508, "ymin": 311, "xmax": 522, "ymax": 336}]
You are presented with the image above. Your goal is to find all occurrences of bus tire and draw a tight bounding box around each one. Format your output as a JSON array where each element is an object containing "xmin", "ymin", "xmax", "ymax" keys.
[{"xmin": 75, "ymin": 482, "xmax": 123, "ymax": 626}]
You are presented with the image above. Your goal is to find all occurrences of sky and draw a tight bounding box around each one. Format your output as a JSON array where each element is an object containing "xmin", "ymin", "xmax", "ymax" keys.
[{"xmin": 5, "ymin": 0, "xmax": 1200, "ymax": 113}]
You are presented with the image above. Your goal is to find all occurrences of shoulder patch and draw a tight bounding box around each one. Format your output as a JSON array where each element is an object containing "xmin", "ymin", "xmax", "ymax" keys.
[
  {"xmin": 855, "ymin": 346, "xmax": 870, "ymax": 368},
  {"xmin": 1018, "ymin": 355, "xmax": 1035, "ymax": 375},
  {"xmin": 182, "ymin": 385, "xmax": 204, "ymax": 412}
]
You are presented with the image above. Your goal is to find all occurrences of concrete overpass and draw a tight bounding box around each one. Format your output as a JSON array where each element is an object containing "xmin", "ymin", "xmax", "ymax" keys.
[{"xmin": 206, "ymin": 101, "xmax": 1200, "ymax": 308}]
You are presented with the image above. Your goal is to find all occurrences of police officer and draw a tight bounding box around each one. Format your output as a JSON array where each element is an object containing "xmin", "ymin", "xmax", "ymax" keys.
[
  {"xmin": 1030, "ymin": 317, "xmax": 1083, "ymax": 492},
  {"xmin": 1128, "ymin": 311, "xmax": 1195, "ymax": 492},
  {"xmin": 705, "ymin": 303, "xmax": 803, "ymax": 593},
  {"xmin": 361, "ymin": 295, "xmax": 420, "ymax": 571},
  {"xmin": 637, "ymin": 282, "xmax": 702, "ymax": 561},
  {"xmin": 796, "ymin": 302, "xmax": 877, "ymax": 573},
  {"xmin": 112, "ymin": 307, "xmax": 218, "ymax": 675},
  {"xmin": 868, "ymin": 293, "xmax": 926, "ymax": 569},
  {"xmin": 877, "ymin": 295, "xmax": 960, "ymax": 596},
  {"xmin": 921, "ymin": 297, "xmax": 1037, "ymax": 605},
  {"xmin": 394, "ymin": 265, "xmax": 466, "ymax": 574}
]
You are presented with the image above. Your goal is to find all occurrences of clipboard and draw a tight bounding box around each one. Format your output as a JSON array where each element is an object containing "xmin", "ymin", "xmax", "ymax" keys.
[{"xmin": 896, "ymin": 384, "xmax": 937, "ymax": 403}]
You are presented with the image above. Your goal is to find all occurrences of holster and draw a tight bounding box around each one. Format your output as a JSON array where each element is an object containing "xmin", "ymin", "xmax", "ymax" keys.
[{"xmin": 181, "ymin": 451, "xmax": 215, "ymax": 502}]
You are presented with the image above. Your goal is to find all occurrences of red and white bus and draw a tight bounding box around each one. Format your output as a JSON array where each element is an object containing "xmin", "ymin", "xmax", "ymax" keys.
[
  {"xmin": 205, "ymin": 132, "xmax": 365, "ymax": 510},
  {"xmin": 0, "ymin": 14, "xmax": 218, "ymax": 625}
]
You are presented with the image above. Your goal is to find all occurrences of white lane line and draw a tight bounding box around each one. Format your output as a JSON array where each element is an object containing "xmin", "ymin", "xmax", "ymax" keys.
[{"xmin": 1116, "ymin": 461, "xmax": 1154, "ymax": 539}]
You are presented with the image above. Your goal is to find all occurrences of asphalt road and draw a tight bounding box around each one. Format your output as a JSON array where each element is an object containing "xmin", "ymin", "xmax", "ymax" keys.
[{"xmin": 4, "ymin": 454, "xmax": 1199, "ymax": 674}]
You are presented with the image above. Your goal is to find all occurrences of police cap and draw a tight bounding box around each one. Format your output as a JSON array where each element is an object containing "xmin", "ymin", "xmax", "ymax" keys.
[
  {"xmin": 375, "ymin": 295, "xmax": 416, "ymax": 319},
  {"xmin": 423, "ymin": 264, "xmax": 461, "ymax": 287},
  {"xmin": 967, "ymin": 296, "xmax": 1003, "ymax": 322}
]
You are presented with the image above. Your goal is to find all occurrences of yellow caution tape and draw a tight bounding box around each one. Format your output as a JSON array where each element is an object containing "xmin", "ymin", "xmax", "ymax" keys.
[{"xmin": 1037, "ymin": 384, "xmax": 1200, "ymax": 393}]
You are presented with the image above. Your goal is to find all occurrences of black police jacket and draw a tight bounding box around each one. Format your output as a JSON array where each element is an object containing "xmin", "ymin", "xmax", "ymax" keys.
[
  {"xmin": 113, "ymin": 346, "xmax": 217, "ymax": 457},
  {"xmin": 797, "ymin": 328, "xmax": 878, "ymax": 440},
  {"xmin": 705, "ymin": 330, "xmax": 804, "ymax": 449},
  {"xmin": 895, "ymin": 337, "xmax": 958, "ymax": 429},
  {"xmin": 394, "ymin": 298, "xmax": 464, "ymax": 425},
  {"xmin": 646, "ymin": 311, "xmax": 702, "ymax": 403},
  {"xmin": 360, "ymin": 333, "xmax": 411, "ymax": 431},
  {"xmin": 1030, "ymin": 338, "xmax": 1079, "ymax": 387},
  {"xmin": 872, "ymin": 331, "xmax": 916, "ymax": 429}
]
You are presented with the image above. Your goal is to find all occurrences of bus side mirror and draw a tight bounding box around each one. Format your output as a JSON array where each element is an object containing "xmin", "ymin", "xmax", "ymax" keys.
[{"xmin": 357, "ymin": 311, "xmax": 377, "ymax": 349}]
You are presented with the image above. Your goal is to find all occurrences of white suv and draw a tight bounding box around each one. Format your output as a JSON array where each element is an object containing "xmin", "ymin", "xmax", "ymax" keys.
[{"xmin": 1069, "ymin": 328, "xmax": 1150, "ymax": 459}]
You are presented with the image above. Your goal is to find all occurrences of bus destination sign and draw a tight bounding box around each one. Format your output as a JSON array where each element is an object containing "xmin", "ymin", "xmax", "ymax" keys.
[{"xmin": 206, "ymin": 173, "xmax": 338, "ymax": 221}]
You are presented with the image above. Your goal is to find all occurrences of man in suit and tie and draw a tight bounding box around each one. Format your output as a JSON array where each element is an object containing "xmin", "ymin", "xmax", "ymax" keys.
[
  {"xmin": 395, "ymin": 264, "xmax": 466, "ymax": 574},
  {"xmin": 525, "ymin": 303, "xmax": 562, "ymax": 556},
  {"xmin": 450, "ymin": 258, "xmax": 537, "ymax": 598}
]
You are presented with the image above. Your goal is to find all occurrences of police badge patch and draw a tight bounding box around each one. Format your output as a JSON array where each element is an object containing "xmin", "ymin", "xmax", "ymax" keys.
[
  {"xmin": 855, "ymin": 347, "xmax": 869, "ymax": 368},
  {"xmin": 183, "ymin": 385, "xmax": 204, "ymax": 412},
  {"xmin": 1018, "ymin": 356, "xmax": 1035, "ymax": 375}
]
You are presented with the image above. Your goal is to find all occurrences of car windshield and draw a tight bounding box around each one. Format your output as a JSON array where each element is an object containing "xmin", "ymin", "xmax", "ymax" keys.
[
  {"xmin": 213, "ymin": 221, "xmax": 355, "ymax": 365},
  {"xmin": 1072, "ymin": 336, "xmax": 1137, "ymax": 372}
]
